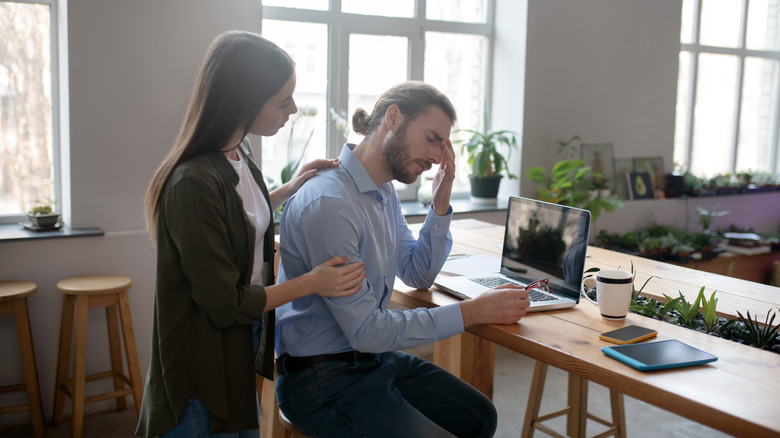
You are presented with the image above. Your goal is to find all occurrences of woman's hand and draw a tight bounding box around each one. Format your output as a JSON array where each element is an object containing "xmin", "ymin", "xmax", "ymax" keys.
[
  {"xmin": 270, "ymin": 158, "xmax": 340, "ymax": 210},
  {"xmin": 307, "ymin": 256, "xmax": 366, "ymax": 298},
  {"xmin": 289, "ymin": 158, "xmax": 339, "ymax": 193}
]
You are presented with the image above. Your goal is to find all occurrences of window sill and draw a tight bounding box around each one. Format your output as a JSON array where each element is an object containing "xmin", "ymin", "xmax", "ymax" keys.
[
  {"xmin": 0, "ymin": 223, "xmax": 104, "ymax": 243},
  {"xmin": 401, "ymin": 198, "xmax": 509, "ymax": 218}
]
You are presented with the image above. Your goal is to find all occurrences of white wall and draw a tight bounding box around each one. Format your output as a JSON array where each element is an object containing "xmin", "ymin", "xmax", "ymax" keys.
[
  {"xmin": 517, "ymin": 0, "xmax": 682, "ymax": 199},
  {"xmin": 0, "ymin": 0, "xmax": 261, "ymax": 424}
]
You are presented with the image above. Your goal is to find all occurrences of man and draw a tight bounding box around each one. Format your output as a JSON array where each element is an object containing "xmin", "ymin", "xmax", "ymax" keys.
[{"xmin": 275, "ymin": 81, "xmax": 530, "ymax": 438}]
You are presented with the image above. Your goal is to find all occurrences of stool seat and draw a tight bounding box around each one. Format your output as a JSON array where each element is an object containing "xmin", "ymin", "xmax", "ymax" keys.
[
  {"xmin": 279, "ymin": 409, "xmax": 310, "ymax": 438},
  {"xmin": 53, "ymin": 274, "xmax": 142, "ymax": 438},
  {"xmin": 57, "ymin": 274, "xmax": 132, "ymax": 296},
  {"xmin": 0, "ymin": 280, "xmax": 37, "ymax": 301},
  {"xmin": 0, "ymin": 280, "xmax": 45, "ymax": 438}
]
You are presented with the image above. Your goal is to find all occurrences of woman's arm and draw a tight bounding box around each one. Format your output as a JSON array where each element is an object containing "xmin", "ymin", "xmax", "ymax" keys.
[
  {"xmin": 269, "ymin": 158, "xmax": 339, "ymax": 210},
  {"xmin": 262, "ymin": 256, "xmax": 365, "ymax": 312}
]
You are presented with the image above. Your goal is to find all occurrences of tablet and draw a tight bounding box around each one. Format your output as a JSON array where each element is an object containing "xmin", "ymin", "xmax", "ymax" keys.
[
  {"xmin": 599, "ymin": 325, "xmax": 657, "ymax": 345},
  {"xmin": 602, "ymin": 339, "xmax": 717, "ymax": 371}
]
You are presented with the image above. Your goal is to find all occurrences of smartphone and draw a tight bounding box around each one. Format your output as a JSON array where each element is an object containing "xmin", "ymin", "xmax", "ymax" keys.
[{"xmin": 599, "ymin": 325, "xmax": 658, "ymax": 345}]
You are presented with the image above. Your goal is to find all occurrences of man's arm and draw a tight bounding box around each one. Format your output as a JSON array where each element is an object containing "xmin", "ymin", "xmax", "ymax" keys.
[{"xmin": 294, "ymin": 196, "xmax": 462, "ymax": 352}]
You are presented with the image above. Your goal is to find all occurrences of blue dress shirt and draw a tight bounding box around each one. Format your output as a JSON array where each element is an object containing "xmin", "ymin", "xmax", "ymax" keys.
[{"xmin": 275, "ymin": 144, "xmax": 464, "ymax": 356}]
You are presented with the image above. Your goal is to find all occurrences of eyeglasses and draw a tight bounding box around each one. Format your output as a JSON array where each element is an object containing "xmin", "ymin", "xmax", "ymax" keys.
[{"xmin": 525, "ymin": 278, "xmax": 552, "ymax": 300}]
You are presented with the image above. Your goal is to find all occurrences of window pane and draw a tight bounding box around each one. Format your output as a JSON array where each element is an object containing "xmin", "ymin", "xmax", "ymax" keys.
[
  {"xmin": 700, "ymin": 0, "xmax": 742, "ymax": 48},
  {"xmin": 426, "ymin": 0, "xmax": 488, "ymax": 23},
  {"xmin": 347, "ymin": 34, "xmax": 408, "ymax": 146},
  {"xmin": 348, "ymin": 34, "xmax": 408, "ymax": 192},
  {"xmin": 737, "ymin": 57, "xmax": 778, "ymax": 172},
  {"xmin": 261, "ymin": 20, "xmax": 329, "ymax": 188},
  {"xmin": 263, "ymin": 0, "xmax": 328, "ymax": 11},
  {"xmin": 0, "ymin": 2, "xmax": 53, "ymax": 215},
  {"xmin": 747, "ymin": 0, "xmax": 780, "ymax": 51},
  {"xmin": 680, "ymin": 0, "xmax": 696, "ymax": 44},
  {"xmin": 690, "ymin": 54, "xmax": 739, "ymax": 176},
  {"xmin": 425, "ymin": 31, "xmax": 488, "ymax": 190},
  {"xmin": 341, "ymin": 0, "xmax": 414, "ymax": 18},
  {"xmin": 674, "ymin": 51, "xmax": 692, "ymax": 170}
]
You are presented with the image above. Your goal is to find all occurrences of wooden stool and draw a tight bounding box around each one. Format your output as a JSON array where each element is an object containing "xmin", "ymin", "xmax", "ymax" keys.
[
  {"xmin": 0, "ymin": 281, "xmax": 45, "ymax": 438},
  {"xmin": 279, "ymin": 409, "xmax": 309, "ymax": 438},
  {"xmin": 52, "ymin": 274, "xmax": 143, "ymax": 438},
  {"xmin": 522, "ymin": 361, "xmax": 626, "ymax": 438}
]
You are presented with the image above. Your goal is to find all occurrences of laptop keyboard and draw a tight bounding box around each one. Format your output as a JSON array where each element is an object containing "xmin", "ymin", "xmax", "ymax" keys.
[{"xmin": 469, "ymin": 277, "xmax": 556, "ymax": 301}]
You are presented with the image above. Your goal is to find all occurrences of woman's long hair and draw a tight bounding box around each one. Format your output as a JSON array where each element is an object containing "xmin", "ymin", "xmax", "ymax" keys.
[{"xmin": 144, "ymin": 31, "xmax": 294, "ymax": 242}]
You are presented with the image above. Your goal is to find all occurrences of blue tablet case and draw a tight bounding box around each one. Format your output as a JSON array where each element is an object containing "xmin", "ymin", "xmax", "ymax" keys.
[{"xmin": 602, "ymin": 339, "xmax": 717, "ymax": 371}]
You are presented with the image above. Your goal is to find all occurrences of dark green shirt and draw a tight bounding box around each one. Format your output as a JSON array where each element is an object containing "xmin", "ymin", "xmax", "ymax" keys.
[{"xmin": 136, "ymin": 145, "xmax": 276, "ymax": 437}]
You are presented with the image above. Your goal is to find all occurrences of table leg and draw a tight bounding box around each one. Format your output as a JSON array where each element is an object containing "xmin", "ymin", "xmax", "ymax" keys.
[
  {"xmin": 433, "ymin": 332, "xmax": 495, "ymax": 400},
  {"xmin": 566, "ymin": 373, "xmax": 587, "ymax": 438}
]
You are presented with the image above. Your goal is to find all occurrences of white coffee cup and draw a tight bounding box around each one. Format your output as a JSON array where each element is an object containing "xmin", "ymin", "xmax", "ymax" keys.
[{"xmin": 595, "ymin": 270, "xmax": 633, "ymax": 319}]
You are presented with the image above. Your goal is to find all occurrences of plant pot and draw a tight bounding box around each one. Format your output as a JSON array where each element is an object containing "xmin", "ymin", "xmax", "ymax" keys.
[
  {"xmin": 470, "ymin": 175, "xmax": 502, "ymax": 204},
  {"xmin": 27, "ymin": 213, "xmax": 60, "ymax": 229}
]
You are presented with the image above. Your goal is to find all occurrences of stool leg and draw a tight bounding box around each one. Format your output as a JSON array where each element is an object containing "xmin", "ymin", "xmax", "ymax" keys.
[
  {"xmin": 14, "ymin": 298, "xmax": 45, "ymax": 438},
  {"xmin": 566, "ymin": 374, "xmax": 587, "ymax": 438},
  {"xmin": 117, "ymin": 290, "xmax": 143, "ymax": 414},
  {"xmin": 105, "ymin": 304, "xmax": 127, "ymax": 411},
  {"xmin": 521, "ymin": 361, "xmax": 549, "ymax": 438},
  {"xmin": 53, "ymin": 294, "xmax": 75, "ymax": 426},
  {"xmin": 72, "ymin": 295, "xmax": 90, "ymax": 438},
  {"xmin": 260, "ymin": 374, "xmax": 286, "ymax": 438},
  {"xmin": 609, "ymin": 390, "xmax": 626, "ymax": 438}
]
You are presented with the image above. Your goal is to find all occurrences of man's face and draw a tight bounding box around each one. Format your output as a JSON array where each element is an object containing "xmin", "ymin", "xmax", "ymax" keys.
[{"xmin": 381, "ymin": 106, "xmax": 452, "ymax": 184}]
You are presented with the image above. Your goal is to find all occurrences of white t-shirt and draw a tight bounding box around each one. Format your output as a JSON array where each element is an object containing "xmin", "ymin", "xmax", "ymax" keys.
[{"xmin": 227, "ymin": 152, "xmax": 270, "ymax": 286}]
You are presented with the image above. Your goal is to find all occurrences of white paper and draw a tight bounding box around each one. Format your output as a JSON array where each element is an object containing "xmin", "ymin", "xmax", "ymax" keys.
[{"xmin": 440, "ymin": 253, "xmax": 501, "ymax": 277}]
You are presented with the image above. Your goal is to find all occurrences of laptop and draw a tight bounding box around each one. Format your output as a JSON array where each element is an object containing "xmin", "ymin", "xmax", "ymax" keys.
[{"xmin": 434, "ymin": 196, "xmax": 590, "ymax": 312}]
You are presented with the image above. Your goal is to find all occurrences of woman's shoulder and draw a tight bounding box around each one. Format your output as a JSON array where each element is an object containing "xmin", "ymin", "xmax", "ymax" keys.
[{"xmin": 168, "ymin": 152, "xmax": 228, "ymax": 186}]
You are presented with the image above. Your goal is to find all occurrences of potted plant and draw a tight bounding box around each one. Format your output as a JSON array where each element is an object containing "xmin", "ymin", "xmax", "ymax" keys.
[
  {"xmin": 525, "ymin": 138, "xmax": 623, "ymax": 222},
  {"xmin": 26, "ymin": 199, "xmax": 61, "ymax": 229},
  {"xmin": 456, "ymin": 128, "xmax": 518, "ymax": 204}
]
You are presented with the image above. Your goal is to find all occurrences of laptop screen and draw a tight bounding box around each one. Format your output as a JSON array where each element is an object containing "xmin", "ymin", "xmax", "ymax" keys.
[{"xmin": 499, "ymin": 196, "xmax": 591, "ymax": 300}]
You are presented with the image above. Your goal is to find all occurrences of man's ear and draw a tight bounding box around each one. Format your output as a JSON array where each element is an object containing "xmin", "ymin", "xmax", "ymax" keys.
[{"xmin": 384, "ymin": 104, "xmax": 404, "ymax": 131}]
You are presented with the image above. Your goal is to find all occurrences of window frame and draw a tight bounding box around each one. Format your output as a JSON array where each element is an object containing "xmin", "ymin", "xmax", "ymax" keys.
[
  {"xmin": 0, "ymin": 0, "xmax": 63, "ymax": 224},
  {"xmin": 262, "ymin": 0, "xmax": 495, "ymax": 200},
  {"xmin": 677, "ymin": 0, "xmax": 780, "ymax": 176}
]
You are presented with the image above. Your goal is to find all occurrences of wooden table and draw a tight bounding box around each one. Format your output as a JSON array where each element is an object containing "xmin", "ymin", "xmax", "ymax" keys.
[{"xmin": 391, "ymin": 219, "xmax": 780, "ymax": 438}]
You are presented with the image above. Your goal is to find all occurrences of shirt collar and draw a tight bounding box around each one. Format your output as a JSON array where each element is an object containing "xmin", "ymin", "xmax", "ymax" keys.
[{"xmin": 339, "ymin": 144, "xmax": 386, "ymax": 195}]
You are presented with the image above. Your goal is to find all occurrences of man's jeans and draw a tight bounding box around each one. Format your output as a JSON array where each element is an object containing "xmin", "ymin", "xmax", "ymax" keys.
[{"xmin": 276, "ymin": 351, "xmax": 497, "ymax": 438}]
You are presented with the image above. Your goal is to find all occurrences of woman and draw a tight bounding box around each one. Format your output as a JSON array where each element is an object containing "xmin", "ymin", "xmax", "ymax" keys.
[{"xmin": 136, "ymin": 31, "xmax": 365, "ymax": 437}]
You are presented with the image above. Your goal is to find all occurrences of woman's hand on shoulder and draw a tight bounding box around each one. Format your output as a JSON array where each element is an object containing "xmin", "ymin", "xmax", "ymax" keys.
[
  {"xmin": 307, "ymin": 256, "xmax": 365, "ymax": 298},
  {"xmin": 289, "ymin": 158, "xmax": 339, "ymax": 192}
]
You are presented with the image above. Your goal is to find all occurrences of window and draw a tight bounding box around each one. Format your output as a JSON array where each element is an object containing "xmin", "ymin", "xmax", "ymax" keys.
[
  {"xmin": 261, "ymin": 0, "xmax": 494, "ymax": 200},
  {"xmin": 0, "ymin": 0, "xmax": 61, "ymax": 222},
  {"xmin": 675, "ymin": 0, "xmax": 780, "ymax": 177}
]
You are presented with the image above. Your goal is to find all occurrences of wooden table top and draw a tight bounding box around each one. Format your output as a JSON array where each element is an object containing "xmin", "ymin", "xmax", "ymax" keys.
[{"xmin": 393, "ymin": 219, "xmax": 780, "ymax": 437}]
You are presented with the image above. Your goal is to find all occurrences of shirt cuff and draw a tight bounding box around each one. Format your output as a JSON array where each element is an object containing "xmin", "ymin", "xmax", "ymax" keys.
[
  {"xmin": 433, "ymin": 303, "xmax": 465, "ymax": 339},
  {"xmin": 426, "ymin": 206, "xmax": 452, "ymax": 236}
]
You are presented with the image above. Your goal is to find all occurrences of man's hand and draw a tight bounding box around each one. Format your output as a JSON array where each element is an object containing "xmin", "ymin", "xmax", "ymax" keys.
[
  {"xmin": 431, "ymin": 139, "xmax": 456, "ymax": 216},
  {"xmin": 460, "ymin": 284, "xmax": 530, "ymax": 327}
]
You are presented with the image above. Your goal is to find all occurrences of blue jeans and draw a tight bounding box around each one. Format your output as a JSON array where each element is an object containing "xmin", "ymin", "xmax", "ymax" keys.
[
  {"xmin": 161, "ymin": 398, "xmax": 260, "ymax": 438},
  {"xmin": 275, "ymin": 351, "xmax": 497, "ymax": 438}
]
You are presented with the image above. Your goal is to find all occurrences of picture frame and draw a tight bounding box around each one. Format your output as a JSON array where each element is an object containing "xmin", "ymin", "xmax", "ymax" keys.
[
  {"xmin": 581, "ymin": 143, "xmax": 615, "ymax": 191},
  {"xmin": 627, "ymin": 171, "xmax": 653, "ymax": 200},
  {"xmin": 633, "ymin": 157, "xmax": 665, "ymax": 195},
  {"xmin": 613, "ymin": 158, "xmax": 634, "ymax": 200}
]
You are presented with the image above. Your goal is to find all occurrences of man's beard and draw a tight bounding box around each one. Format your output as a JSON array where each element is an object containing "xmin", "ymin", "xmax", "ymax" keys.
[{"xmin": 382, "ymin": 122, "xmax": 429, "ymax": 184}]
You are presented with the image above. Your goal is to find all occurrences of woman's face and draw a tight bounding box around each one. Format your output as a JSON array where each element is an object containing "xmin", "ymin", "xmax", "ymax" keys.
[{"xmin": 250, "ymin": 72, "xmax": 298, "ymax": 137}]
